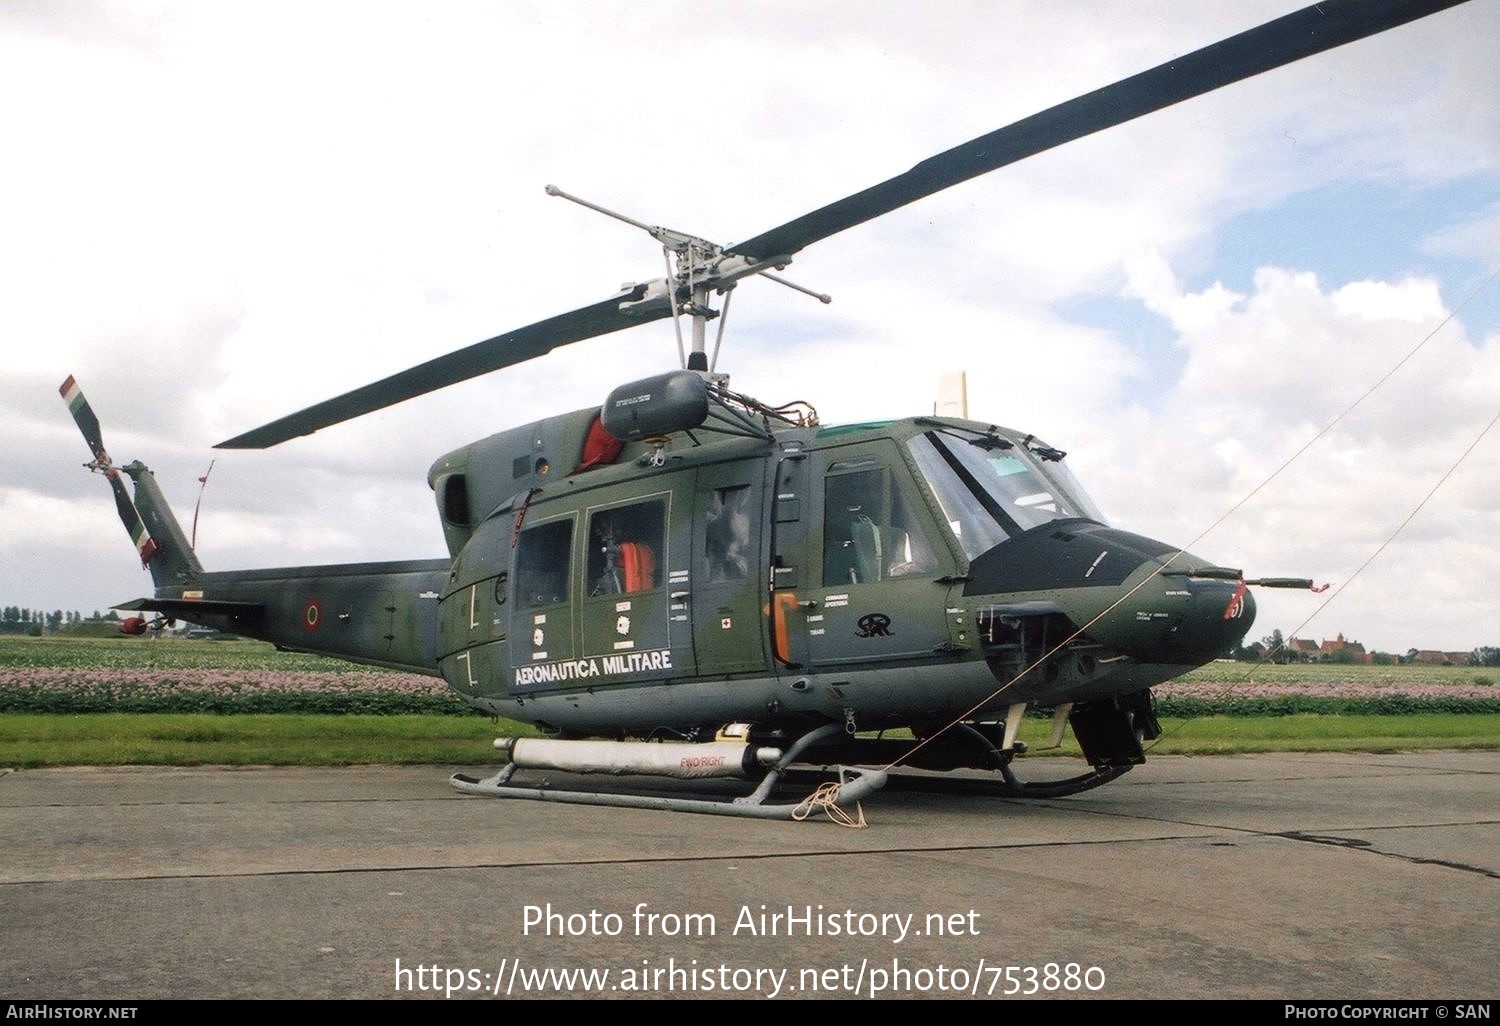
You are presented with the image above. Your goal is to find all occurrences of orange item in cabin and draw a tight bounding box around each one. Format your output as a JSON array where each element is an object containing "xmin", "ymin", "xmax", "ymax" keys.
[{"xmin": 618, "ymin": 542, "xmax": 656, "ymax": 592}]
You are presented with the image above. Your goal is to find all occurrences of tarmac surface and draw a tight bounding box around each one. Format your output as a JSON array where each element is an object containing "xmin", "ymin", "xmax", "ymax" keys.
[{"xmin": 0, "ymin": 751, "xmax": 1495, "ymax": 1000}]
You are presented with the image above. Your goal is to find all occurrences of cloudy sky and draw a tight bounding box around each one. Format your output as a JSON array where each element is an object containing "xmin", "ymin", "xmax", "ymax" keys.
[{"xmin": 3, "ymin": 0, "xmax": 1496, "ymax": 654}]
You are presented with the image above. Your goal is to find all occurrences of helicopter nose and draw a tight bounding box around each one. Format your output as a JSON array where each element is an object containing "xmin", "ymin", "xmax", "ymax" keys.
[
  {"xmin": 1083, "ymin": 565, "xmax": 1257, "ymax": 665},
  {"xmin": 964, "ymin": 523, "xmax": 1256, "ymax": 665}
]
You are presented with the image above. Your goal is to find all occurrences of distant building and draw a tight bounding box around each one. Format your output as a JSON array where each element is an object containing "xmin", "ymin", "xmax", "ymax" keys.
[
  {"xmin": 1412, "ymin": 650, "xmax": 1471, "ymax": 666},
  {"xmin": 1287, "ymin": 637, "xmax": 1321, "ymax": 661},
  {"xmin": 1272, "ymin": 635, "xmax": 1468, "ymax": 666},
  {"xmin": 1319, "ymin": 633, "xmax": 1371, "ymax": 665}
]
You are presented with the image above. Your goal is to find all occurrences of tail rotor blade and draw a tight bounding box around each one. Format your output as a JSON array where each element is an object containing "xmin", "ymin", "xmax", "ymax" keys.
[
  {"xmin": 59, "ymin": 375, "xmax": 107, "ymax": 461},
  {"xmin": 108, "ymin": 470, "xmax": 159, "ymax": 566},
  {"xmin": 60, "ymin": 375, "xmax": 158, "ymax": 567}
]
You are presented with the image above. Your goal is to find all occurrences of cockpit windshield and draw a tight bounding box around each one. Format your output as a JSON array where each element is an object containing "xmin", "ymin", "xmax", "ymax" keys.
[{"xmin": 907, "ymin": 431, "xmax": 1103, "ymax": 558}]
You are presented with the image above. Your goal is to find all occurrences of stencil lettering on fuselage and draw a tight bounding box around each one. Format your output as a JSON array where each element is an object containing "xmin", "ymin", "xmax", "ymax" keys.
[{"xmin": 513, "ymin": 648, "xmax": 674, "ymax": 687}]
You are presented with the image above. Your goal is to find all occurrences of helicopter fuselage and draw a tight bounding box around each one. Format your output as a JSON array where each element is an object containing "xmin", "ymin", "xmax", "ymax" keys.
[
  {"xmin": 154, "ymin": 406, "xmax": 1254, "ymax": 746},
  {"xmin": 432, "ymin": 409, "xmax": 1254, "ymax": 737}
]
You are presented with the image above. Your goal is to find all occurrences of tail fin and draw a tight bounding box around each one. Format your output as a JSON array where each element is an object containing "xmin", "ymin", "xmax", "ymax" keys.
[
  {"xmin": 121, "ymin": 461, "xmax": 203, "ymax": 588},
  {"xmin": 60, "ymin": 376, "xmax": 202, "ymax": 589}
]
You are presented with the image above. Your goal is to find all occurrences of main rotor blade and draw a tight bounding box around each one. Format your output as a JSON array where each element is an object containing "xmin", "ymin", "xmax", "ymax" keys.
[
  {"xmin": 730, "ymin": 0, "xmax": 1472, "ymax": 262},
  {"xmin": 216, "ymin": 284, "xmax": 671, "ymax": 449},
  {"xmin": 215, "ymin": 0, "xmax": 1467, "ymax": 448}
]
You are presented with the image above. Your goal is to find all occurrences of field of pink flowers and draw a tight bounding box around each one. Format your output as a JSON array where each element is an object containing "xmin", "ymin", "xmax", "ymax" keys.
[
  {"xmin": 0, "ymin": 637, "xmax": 463, "ymax": 714},
  {"xmin": 1158, "ymin": 660, "xmax": 1497, "ymax": 713}
]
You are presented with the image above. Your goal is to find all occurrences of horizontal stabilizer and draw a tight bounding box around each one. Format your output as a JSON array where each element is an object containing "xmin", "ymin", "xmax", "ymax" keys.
[{"xmin": 114, "ymin": 597, "xmax": 266, "ymax": 621}]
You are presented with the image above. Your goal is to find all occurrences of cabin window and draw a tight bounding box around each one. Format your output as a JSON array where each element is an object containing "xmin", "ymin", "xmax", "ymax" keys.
[
  {"xmin": 705, "ymin": 485, "xmax": 752, "ymax": 583},
  {"xmin": 587, "ymin": 498, "xmax": 666, "ymax": 596},
  {"xmin": 822, "ymin": 467, "xmax": 937, "ymax": 586},
  {"xmin": 514, "ymin": 519, "xmax": 572, "ymax": 607}
]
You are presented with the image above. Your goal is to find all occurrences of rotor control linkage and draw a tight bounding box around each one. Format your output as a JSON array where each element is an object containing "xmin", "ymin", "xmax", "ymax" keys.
[{"xmin": 545, "ymin": 184, "xmax": 830, "ymax": 306}]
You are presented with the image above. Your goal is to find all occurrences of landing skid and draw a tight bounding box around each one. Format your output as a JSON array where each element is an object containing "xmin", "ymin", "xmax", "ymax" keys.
[
  {"xmin": 451, "ymin": 723, "xmax": 886, "ymax": 822},
  {"xmin": 881, "ymin": 763, "xmax": 1132, "ymax": 800}
]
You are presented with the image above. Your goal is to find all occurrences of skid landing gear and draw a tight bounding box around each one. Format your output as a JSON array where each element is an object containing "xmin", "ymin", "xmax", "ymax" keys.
[
  {"xmin": 880, "ymin": 763, "xmax": 1133, "ymax": 800},
  {"xmin": 451, "ymin": 723, "xmax": 886, "ymax": 822},
  {"xmin": 979, "ymin": 692, "xmax": 1154, "ymax": 798},
  {"xmin": 822, "ymin": 692, "xmax": 1156, "ymax": 800},
  {"xmin": 966, "ymin": 711, "xmax": 1140, "ymax": 799}
]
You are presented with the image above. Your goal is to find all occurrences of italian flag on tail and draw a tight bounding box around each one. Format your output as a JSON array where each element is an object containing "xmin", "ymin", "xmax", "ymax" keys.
[
  {"xmin": 119, "ymin": 485, "xmax": 160, "ymax": 566},
  {"xmin": 60, "ymin": 375, "xmax": 85, "ymax": 413}
]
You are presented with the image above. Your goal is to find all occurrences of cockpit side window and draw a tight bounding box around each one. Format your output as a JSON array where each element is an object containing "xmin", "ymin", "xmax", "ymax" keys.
[
  {"xmin": 822, "ymin": 464, "xmax": 938, "ymax": 586},
  {"xmin": 705, "ymin": 485, "xmax": 752, "ymax": 583}
]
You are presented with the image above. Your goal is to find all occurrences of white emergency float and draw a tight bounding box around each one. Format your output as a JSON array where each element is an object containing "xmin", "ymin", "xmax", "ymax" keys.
[{"xmin": 494, "ymin": 736, "xmax": 784, "ymax": 780}]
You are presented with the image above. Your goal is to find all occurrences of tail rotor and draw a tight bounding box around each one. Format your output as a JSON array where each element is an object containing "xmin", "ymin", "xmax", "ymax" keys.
[{"xmin": 59, "ymin": 375, "xmax": 159, "ymax": 567}]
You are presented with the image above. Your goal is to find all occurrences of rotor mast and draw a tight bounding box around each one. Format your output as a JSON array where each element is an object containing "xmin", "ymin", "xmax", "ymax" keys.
[{"xmin": 543, "ymin": 184, "xmax": 830, "ymax": 374}]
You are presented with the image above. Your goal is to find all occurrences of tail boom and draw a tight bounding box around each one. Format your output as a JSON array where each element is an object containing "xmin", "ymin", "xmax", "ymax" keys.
[{"xmin": 126, "ymin": 559, "xmax": 449, "ymax": 675}]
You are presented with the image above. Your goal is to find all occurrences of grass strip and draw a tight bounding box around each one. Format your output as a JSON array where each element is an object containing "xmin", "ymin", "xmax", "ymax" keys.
[{"xmin": 2, "ymin": 712, "xmax": 1496, "ymax": 768}]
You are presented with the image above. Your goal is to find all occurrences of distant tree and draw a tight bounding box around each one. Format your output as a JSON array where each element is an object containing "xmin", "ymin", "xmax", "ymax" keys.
[
  {"xmin": 1328, "ymin": 648, "xmax": 1355, "ymax": 665},
  {"xmin": 3, "ymin": 606, "xmax": 17, "ymax": 623},
  {"xmin": 1403, "ymin": 648, "xmax": 1419, "ymax": 665},
  {"xmin": 1261, "ymin": 630, "xmax": 1295, "ymax": 664},
  {"xmin": 1474, "ymin": 647, "xmax": 1500, "ymax": 668},
  {"xmin": 1371, "ymin": 652, "xmax": 1395, "ymax": 666},
  {"xmin": 90, "ymin": 609, "xmax": 102, "ymax": 621},
  {"xmin": 47, "ymin": 610, "xmax": 63, "ymax": 632},
  {"xmin": 1232, "ymin": 641, "xmax": 1265, "ymax": 661}
]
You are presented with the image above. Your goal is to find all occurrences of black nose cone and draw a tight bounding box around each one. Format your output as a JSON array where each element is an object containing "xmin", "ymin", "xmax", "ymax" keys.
[{"xmin": 963, "ymin": 521, "xmax": 1258, "ymax": 664}]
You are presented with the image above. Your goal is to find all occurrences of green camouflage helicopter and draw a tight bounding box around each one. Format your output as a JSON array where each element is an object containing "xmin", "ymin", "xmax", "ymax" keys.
[{"xmin": 63, "ymin": 0, "xmax": 1469, "ymax": 819}]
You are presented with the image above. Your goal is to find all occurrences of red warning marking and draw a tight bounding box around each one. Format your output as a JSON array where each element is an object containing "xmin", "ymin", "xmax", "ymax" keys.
[{"xmin": 1223, "ymin": 579, "xmax": 1248, "ymax": 621}]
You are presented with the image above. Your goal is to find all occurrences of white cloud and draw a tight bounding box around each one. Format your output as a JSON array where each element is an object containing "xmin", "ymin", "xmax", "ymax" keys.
[
  {"xmin": 1422, "ymin": 202, "xmax": 1500, "ymax": 266},
  {"xmin": 1123, "ymin": 247, "xmax": 1244, "ymax": 334},
  {"xmin": 0, "ymin": 487, "xmax": 120, "ymax": 551},
  {"xmin": 1332, "ymin": 279, "xmax": 1448, "ymax": 323},
  {"xmin": 1085, "ymin": 256, "xmax": 1500, "ymax": 651}
]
